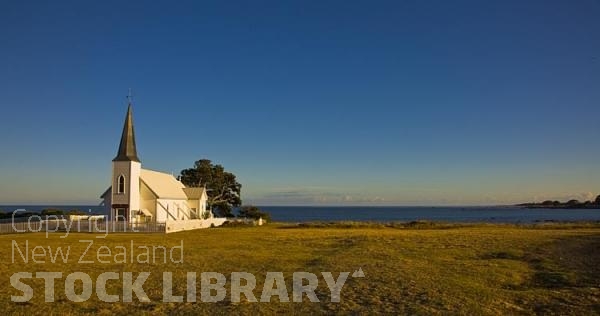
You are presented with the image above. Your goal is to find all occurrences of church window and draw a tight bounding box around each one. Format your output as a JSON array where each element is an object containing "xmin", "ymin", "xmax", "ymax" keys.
[{"xmin": 117, "ymin": 175, "xmax": 125, "ymax": 194}]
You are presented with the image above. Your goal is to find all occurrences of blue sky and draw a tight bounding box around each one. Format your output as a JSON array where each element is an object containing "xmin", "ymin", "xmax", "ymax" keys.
[{"xmin": 1, "ymin": 0, "xmax": 599, "ymax": 205}]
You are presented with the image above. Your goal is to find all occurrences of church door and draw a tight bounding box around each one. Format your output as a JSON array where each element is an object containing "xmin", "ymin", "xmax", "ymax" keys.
[{"xmin": 115, "ymin": 208, "xmax": 128, "ymax": 222}]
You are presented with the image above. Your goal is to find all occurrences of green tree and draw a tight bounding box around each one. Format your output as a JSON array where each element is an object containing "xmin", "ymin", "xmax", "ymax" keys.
[
  {"xmin": 595, "ymin": 195, "xmax": 600, "ymax": 205},
  {"xmin": 68, "ymin": 209, "xmax": 88, "ymax": 215},
  {"xmin": 179, "ymin": 159, "xmax": 242, "ymax": 217},
  {"xmin": 41, "ymin": 209, "xmax": 64, "ymax": 216},
  {"xmin": 238, "ymin": 205, "xmax": 271, "ymax": 222},
  {"xmin": 566, "ymin": 199, "xmax": 580, "ymax": 207}
]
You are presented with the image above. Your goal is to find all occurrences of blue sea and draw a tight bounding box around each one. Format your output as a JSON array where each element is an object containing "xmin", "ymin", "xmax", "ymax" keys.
[
  {"xmin": 260, "ymin": 206, "xmax": 600, "ymax": 223},
  {"xmin": 1, "ymin": 205, "xmax": 599, "ymax": 223}
]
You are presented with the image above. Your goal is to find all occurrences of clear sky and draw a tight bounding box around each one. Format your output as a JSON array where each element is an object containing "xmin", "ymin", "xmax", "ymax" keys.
[{"xmin": 1, "ymin": 0, "xmax": 599, "ymax": 206}]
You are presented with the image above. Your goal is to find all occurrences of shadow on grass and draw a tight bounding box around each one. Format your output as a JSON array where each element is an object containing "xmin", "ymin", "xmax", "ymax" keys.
[
  {"xmin": 482, "ymin": 234, "xmax": 600, "ymax": 289},
  {"xmin": 530, "ymin": 271, "xmax": 572, "ymax": 288},
  {"xmin": 480, "ymin": 250, "xmax": 523, "ymax": 260}
]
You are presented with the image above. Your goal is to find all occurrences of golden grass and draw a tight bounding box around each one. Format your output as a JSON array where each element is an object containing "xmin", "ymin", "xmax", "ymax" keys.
[{"xmin": 1, "ymin": 223, "xmax": 599, "ymax": 315}]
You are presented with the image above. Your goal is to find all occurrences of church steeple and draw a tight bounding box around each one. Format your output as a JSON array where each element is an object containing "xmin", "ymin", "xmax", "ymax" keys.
[{"xmin": 113, "ymin": 103, "xmax": 141, "ymax": 162}]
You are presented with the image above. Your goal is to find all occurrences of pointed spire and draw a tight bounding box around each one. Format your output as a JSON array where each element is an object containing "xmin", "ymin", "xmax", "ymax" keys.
[{"xmin": 113, "ymin": 103, "xmax": 140, "ymax": 162}]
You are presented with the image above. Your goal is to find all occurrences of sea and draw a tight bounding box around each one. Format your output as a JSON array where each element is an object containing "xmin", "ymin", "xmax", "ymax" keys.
[{"xmin": 1, "ymin": 205, "xmax": 599, "ymax": 223}]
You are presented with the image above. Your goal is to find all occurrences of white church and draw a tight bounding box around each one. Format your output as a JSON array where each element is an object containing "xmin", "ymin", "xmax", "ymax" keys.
[{"xmin": 100, "ymin": 102, "xmax": 226, "ymax": 230}]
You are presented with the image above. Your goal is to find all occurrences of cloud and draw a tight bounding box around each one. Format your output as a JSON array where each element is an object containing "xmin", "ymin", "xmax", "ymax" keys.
[
  {"xmin": 532, "ymin": 191, "xmax": 597, "ymax": 203},
  {"xmin": 577, "ymin": 192, "xmax": 596, "ymax": 202}
]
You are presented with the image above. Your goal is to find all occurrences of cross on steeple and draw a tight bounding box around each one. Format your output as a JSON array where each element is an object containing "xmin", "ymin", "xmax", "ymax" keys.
[{"xmin": 127, "ymin": 88, "xmax": 133, "ymax": 105}]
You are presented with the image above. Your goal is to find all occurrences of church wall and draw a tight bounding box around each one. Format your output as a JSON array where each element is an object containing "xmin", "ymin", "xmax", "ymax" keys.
[
  {"xmin": 102, "ymin": 191, "xmax": 112, "ymax": 220},
  {"xmin": 140, "ymin": 198, "xmax": 156, "ymax": 219},
  {"xmin": 139, "ymin": 181, "xmax": 157, "ymax": 219},
  {"xmin": 186, "ymin": 199, "xmax": 199, "ymax": 217},
  {"xmin": 128, "ymin": 162, "xmax": 141, "ymax": 212},
  {"xmin": 155, "ymin": 201, "xmax": 167, "ymax": 223},
  {"xmin": 185, "ymin": 196, "xmax": 209, "ymax": 218},
  {"xmin": 200, "ymin": 192, "xmax": 208, "ymax": 218},
  {"xmin": 156, "ymin": 198, "xmax": 191, "ymax": 221},
  {"xmin": 111, "ymin": 161, "xmax": 141, "ymax": 221}
]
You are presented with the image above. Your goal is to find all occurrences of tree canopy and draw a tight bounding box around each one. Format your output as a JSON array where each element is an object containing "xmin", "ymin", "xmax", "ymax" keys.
[
  {"xmin": 238, "ymin": 205, "xmax": 271, "ymax": 222},
  {"xmin": 518, "ymin": 195, "xmax": 600, "ymax": 209},
  {"xmin": 179, "ymin": 159, "xmax": 242, "ymax": 217},
  {"xmin": 41, "ymin": 209, "xmax": 65, "ymax": 216}
]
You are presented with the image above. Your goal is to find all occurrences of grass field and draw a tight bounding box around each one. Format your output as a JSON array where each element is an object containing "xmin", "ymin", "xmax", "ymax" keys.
[{"xmin": 1, "ymin": 222, "xmax": 599, "ymax": 315}]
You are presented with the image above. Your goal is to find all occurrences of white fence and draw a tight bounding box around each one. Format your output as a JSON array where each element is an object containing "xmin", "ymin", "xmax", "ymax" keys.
[
  {"xmin": 165, "ymin": 218, "xmax": 227, "ymax": 233},
  {"xmin": 0, "ymin": 217, "xmax": 230, "ymax": 234},
  {"xmin": 0, "ymin": 219, "xmax": 167, "ymax": 234}
]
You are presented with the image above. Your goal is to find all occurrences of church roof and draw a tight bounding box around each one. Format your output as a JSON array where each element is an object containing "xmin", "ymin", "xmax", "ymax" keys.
[
  {"xmin": 139, "ymin": 169, "xmax": 187, "ymax": 199},
  {"xmin": 100, "ymin": 169, "xmax": 204, "ymax": 200},
  {"xmin": 183, "ymin": 187, "xmax": 207, "ymax": 199},
  {"xmin": 113, "ymin": 104, "xmax": 140, "ymax": 162},
  {"xmin": 100, "ymin": 187, "xmax": 111, "ymax": 199}
]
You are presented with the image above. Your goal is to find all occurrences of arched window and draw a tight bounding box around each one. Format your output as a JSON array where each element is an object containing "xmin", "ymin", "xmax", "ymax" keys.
[{"xmin": 117, "ymin": 175, "xmax": 125, "ymax": 194}]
